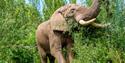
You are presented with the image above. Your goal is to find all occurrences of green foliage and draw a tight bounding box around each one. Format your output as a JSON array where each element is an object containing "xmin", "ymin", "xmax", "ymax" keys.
[
  {"xmin": 0, "ymin": 0, "xmax": 125, "ymax": 63},
  {"xmin": 0, "ymin": 0, "xmax": 41, "ymax": 62}
]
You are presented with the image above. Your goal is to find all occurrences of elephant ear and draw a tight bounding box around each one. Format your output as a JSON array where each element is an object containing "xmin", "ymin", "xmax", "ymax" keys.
[
  {"xmin": 50, "ymin": 4, "xmax": 73, "ymax": 32},
  {"xmin": 50, "ymin": 13, "xmax": 69, "ymax": 32}
]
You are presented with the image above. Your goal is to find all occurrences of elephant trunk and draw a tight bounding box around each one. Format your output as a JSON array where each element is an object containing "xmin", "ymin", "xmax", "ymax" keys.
[{"xmin": 84, "ymin": 0, "xmax": 100, "ymax": 20}]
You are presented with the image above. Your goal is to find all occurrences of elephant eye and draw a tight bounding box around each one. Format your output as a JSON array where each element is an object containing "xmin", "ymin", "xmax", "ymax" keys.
[
  {"xmin": 71, "ymin": 8, "xmax": 75, "ymax": 11},
  {"xmin": 70, "ymin": 8, "xmax": 75, "ymax": 13},
  {"xmin": 71, "ymin": 8, "xmax": 75, "ymax": 10}
]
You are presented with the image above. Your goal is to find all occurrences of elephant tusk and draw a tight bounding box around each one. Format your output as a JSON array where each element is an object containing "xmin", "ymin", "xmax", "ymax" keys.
[
  {"xmin": 79, "ymin": 18, "xmax": 96, "ymax": 26},
  {"xmin": 91, "ymin": 22, "xmax": 111, "ymax": 28}
]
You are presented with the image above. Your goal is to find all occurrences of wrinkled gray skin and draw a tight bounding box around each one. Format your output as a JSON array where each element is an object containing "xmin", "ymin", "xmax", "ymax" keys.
[{"xmin": 36, "ymin": 0, "xmax": 107, "ymax": 63}]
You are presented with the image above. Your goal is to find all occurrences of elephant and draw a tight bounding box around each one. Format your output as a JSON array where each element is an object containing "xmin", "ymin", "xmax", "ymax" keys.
[{"xmin": 36, "ymin": 0, "xmax": 110, "ymax": 63}]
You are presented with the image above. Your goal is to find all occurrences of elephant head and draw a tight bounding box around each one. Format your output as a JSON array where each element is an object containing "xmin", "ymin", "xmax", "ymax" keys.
[
  {"xmin": 59, "ymin": 0, "xmax": 100, "ymax": 24},
  {"xmin": 50, "ymin": 0, "xmax": 110, "ymax": 32}
]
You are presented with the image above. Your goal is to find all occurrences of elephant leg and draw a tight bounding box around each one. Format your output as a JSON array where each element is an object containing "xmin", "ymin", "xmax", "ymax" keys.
[
  {"xmin": 66, "ymin": 37, "xmax": 74, "ymax": 63},
  {"xmin": 91, "ymin": 22, "xmax": 110, "ymax": 28},
  {"xmin": 47, "ymin": 54, "xmax": 55, "ymax": 63},
  {"xmin": 37, "ymin": 44, "xmax": 47, "ymax": 63},
  {"xmin": 49, "ymin": 32, "xmax": 66, "ymax": 63}
]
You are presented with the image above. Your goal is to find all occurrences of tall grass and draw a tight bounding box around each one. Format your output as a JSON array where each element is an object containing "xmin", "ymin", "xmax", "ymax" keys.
[{"xmin": 0, "ymin": 0, "xmax": 125, "ymax": 63}]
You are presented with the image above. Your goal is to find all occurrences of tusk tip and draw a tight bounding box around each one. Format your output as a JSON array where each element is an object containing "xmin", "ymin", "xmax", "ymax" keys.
[
  {"xmin": 105, "ymin": 23, "xmax": 111, "ymax": 27},
  {"xmin": 92, "ymin": 18, "xmax": 96, "ymax": 21}
]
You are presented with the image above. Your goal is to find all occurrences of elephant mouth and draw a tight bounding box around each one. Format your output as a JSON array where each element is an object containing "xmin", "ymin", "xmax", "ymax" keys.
[{"xmin": 78, "ymin": 18, "xmax": 96, "ymax": 26}]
